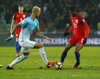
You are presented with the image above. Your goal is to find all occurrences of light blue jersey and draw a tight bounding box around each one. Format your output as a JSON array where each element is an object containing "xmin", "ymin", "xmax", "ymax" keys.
[{"xmin": 19, "ymin": 16, "xmax": 39, "ymax": 41}]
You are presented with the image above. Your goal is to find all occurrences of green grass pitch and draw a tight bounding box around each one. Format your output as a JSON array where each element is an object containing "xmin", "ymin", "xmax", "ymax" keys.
[{"xmin": 0, "ymin": 46, "xmax": 100, "ymax": 79}]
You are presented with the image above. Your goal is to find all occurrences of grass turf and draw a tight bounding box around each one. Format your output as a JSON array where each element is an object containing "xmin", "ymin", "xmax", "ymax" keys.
[{"xmin": 0, "ymin": 47, "xmax": 100, "ymax": 79}]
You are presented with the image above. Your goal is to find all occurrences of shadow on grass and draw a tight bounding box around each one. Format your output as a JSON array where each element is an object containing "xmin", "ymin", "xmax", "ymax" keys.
[
  {"xmin": 62, "ymin": 66, "xmax": 100, "ymax": 70},
  {"xmin": 16, "ymin": 66, "xmax": 100, "ymax": 71}
]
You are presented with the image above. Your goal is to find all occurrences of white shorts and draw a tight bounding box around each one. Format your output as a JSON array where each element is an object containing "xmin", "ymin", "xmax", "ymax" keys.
[{"xmin": 19, "ymin": 40, "xmax": 36, "ymax": 53}]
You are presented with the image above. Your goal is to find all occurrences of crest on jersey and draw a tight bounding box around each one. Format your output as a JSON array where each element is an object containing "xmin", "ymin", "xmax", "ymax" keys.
[
  {"xmin": 76, "ymin": 20, "xmax": 78, "ymax": 23},
  {"xmin": 35, "ymin": 23, "xmax": 37, "ymax": 26},
  {"xmin": 32, "ymin": 26, "xmax": 34, "ymax": 29},
  {"xmin": 16, "ymin": 34, "xmax": 18, "ymax": 36},
  {"xmin": 82, "ymin": 19, "xmax": 85, "ymax": 22},
  {"xmin": 23, "ymin": 15, "xmax": 25, "ymax": 18}
]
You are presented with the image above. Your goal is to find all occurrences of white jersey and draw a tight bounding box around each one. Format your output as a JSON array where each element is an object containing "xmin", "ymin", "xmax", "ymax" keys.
[{"xmin": 19, "ymin": 16, "xmax": 39, "ymax": 42}]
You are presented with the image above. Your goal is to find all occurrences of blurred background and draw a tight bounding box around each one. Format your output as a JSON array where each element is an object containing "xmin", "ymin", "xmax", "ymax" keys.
[{"xmin": 0, "ymin": 0, "xmax": 100, "ymax": 46}]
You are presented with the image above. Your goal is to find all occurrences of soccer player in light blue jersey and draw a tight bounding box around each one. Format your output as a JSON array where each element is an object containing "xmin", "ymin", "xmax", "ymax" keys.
[{"xmin": 5, "ymin": 6, "xmax": 55, "ymax": 70}]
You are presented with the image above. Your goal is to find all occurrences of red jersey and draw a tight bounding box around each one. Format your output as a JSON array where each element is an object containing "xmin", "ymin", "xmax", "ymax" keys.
[
  {"xmin": 13, "ymin": 13, "xmax": 27, "ymax": 38},
  {"xmin": 68, "ymin": 14, "xmax": 89, "ymax": 38},
  {"xmin": 13, "ymin": 13, "xmax": 27, "ymax": 24}
]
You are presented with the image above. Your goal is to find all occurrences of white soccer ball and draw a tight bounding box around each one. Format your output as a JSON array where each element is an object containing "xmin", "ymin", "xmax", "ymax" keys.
[{"xmin": 54, "ymin": 61, "xmax": 63, "ymax": 69}]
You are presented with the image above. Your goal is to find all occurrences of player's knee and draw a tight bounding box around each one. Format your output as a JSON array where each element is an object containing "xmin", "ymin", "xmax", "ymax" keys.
[
  {"xmin": 74, "ymin": 50, "xmax": 79, "ymax": 53},
  {"xmin": 64, "ymin": 49, "xmax": 68, "ymax": 52},
  {"xmin": 16, "ymin": 55, "xmax": 29, "ymax": 63},
  {"xmin": 64, "ymin": 48, "xmax": 69, "ymax": 52},
  {"xmin": 23, "ymin": 55, "xmax": 29, "ymax": 59},
  {"xmin": 34, "ymin": 43, "xmax": 43, "ymax": 48},
  {"xmin": 39, "ymin": 43, "xmax": 43, "ymax": 48},
  {"xmin": 23, "ymin": 52, "xmax": 30, "ymax": 55}
]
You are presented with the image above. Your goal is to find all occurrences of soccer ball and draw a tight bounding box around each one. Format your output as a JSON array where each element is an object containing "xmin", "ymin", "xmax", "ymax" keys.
[{"xmin": 54, "ymin": 61, "xmax": 63, "ymax": 69}]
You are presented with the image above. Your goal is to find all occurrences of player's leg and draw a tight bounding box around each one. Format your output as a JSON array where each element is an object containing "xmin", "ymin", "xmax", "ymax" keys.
[
  {"xmin": 15, "ymin": 37, "xmax": 21, "ymax": 57},
  {"xmin": 7, "ymin": 47, "xmax": 30, "ymax": 70},
  {"xmin": 74, "ymin": 44, "xmax": 83, "ymax": 63},
  {"xmin": 34, "ymin": 42, "xmax": 48, "ymax": 65},
  {"xmin": 7, "ymin": 53, "xmax": 29, "ymax": 70},
  {"xmin": 60, "ymin": 42, "xmax": 73, "ymax": 63},
  {"xmin": 60, "ymin": 35, "xmax": 77, "ymax": 63},
  {"xmin": 15, "ymin": 29, "xmax": 21, "ymax": 57},
  {"xmin": 34, "ymin": 42, "xmax": 55, "ymax": 68},
  {"xmin": 72, "ymin": 44, "xmax": 83, "ymax": 69}
]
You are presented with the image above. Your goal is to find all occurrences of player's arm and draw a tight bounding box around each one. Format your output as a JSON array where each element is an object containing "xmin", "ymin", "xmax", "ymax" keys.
[
  {"xmin": 5, "ymin": 24, "xmax": 21, "ymax": 41},
  {"xmin": 10, "ymin": 13, "xmax": 16, "ymax": 33},
  {"xmin": 36, "ymin": 29, "xmax": 52, "ymax": 42},
  {"xmin": 78, "ymin": 14, "xmax": 90, "ymax": 44},
  {"xmin": 83, "ymin": 23, "xmax": 89, "ymax": 38},
  {"xmin": 63, "ymin": 25, "xmax": 74, "ymax": 36},
  {"xmin": 83, "ymin": 23, "xmax": 89, "ymax": 44},
  {"xmin": 10, "ymin": 19, "xmax": 15, "ymax": 33},
  {"xmin": 68, "ymin": 25, "xmax": 74, "ymax": 34},
  {"xmin": 11, "ymin": 24, "xmax": 21, "ymax": 35}
]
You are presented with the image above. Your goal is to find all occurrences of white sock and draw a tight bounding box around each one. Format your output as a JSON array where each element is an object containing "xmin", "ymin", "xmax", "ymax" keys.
[
  {"xmin": 39, "ymin": 47, "xmax": 48, "ymax": 65},
  {"xmin": 9, "ymin": 55, "xmax": 29, "ymax": 67}
]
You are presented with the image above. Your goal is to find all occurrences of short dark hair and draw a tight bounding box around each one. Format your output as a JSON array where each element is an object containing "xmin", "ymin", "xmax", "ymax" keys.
[
  {"xmin": 69, "ymin": 6, "xmax": 76, "ymax": 11},
  {"xmin": 18, "ymin": 4, "xmax": 24, "ymax": 7}
]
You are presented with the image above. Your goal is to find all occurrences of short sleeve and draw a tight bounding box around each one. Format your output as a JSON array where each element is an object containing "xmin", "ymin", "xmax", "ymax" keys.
[
  {"xmin": 77, "ymin": 14, "xmax": 86, "ymax": 25},
  {"xmin": 13, "ymin": 13, "xmax": 16, "ymax": 20},
  {"xmin": 35, "ymin": 20, "xmax": 39, "ymax": 29},
  {"xmin": 19, "ymin": 19, "xmax": 28, "ymax": 28}
]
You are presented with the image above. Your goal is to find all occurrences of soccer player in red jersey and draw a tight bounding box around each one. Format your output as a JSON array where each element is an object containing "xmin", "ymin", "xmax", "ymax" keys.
[
  {"xmin": 60, "ymin": 7, "xmax": 89, "ymax": 69},
  {"xmin": 10, "ymin": 4, "xmax": 27, "ymax": 57}
]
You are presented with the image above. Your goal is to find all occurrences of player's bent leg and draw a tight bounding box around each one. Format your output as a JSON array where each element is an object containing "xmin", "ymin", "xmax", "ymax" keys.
[
  {"xmin": 74, "ymin": 44, "xmax": 83, "ymax": 54},
  {"xmin": 60, "ymin": 42, "xmax": 73, "ymax": 63},
  {"xmin": 7, "ymin": 40, "xmax": 33, "ymax": 70},
  {"xmin": 64, "ymin": 42, "xmax": 73, "ymax": 52},
  {"xmin": 72, "ymin": 44, "xmax": 83, "ymax": 70},
  {"xmin": 34, "ymin": 42, "xmax": 43, "ymax": 48},
  {"xmin": 34, "ymin": 42, "xmax": 55, "ymax": 68},
  {"xmin": 7, "ymin": 51, "xmax": 30, "ymax": 70},
  {"xmin": 7, "ymin": 54, "xmax": 29, "ymax": 70}
]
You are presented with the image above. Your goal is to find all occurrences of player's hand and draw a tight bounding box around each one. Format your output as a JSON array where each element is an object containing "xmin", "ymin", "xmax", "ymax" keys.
[
  {"xmin": 46, "ymin": 37, "xmax": 52, "ymax": 42},
  {"xmin": 63, "ymin": 32, "xmax": 69, "ymax": 36},
  {"xmin": 83, "ymin": 38, "xmax": 87, "ymax": 44},
  {"xmin": 5, "ymin": 37, "xmax": 13, "ymax": 41}
]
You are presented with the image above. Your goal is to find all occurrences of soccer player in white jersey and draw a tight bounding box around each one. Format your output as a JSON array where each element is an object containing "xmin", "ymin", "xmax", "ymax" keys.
[{"xmin": 5, "ymin": 6, "xmax": 55, "ymax": 70}]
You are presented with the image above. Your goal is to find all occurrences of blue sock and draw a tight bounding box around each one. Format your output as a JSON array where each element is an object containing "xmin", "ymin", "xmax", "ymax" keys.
[
  {"xmin": 75, "ymin": 53, "xmax": 80, "ymax": 63},
  {"xmin": 60, "ymin": 51, "xmax": 67, "ymax": 63},
  {"xmin": 15, "ymin": 42, "xmax": 21, "ymax": 54}
]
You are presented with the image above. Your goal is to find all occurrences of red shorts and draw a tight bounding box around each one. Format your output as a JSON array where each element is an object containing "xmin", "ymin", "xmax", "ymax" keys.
[
  {"xmin": 15, "ymin": 27, "xmax": 21, "ymax": 38},
  {"xmin": 68, "ymin": 35, "xmax": 84, "ymax": 46}
]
